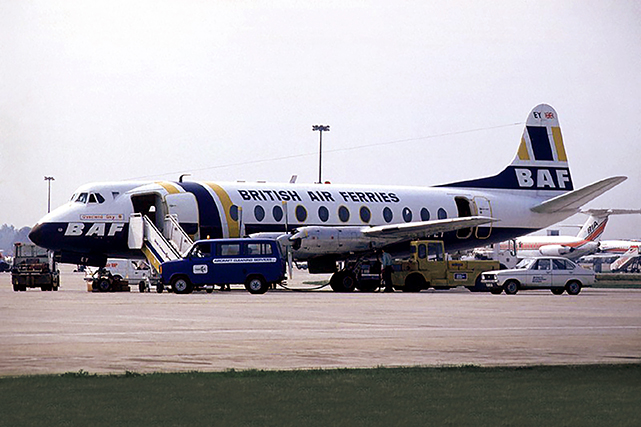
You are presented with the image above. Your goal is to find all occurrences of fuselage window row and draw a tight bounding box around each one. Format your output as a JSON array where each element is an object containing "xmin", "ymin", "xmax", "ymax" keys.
[{"xmin": 229, "ymin": 203, "xmax": 446, "ymax": 224}]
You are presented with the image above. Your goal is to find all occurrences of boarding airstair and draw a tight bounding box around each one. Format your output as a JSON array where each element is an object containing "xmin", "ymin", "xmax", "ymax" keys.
[{"xmin": 128, "ymin": 213, "xmax": 194, "ymax": 272}]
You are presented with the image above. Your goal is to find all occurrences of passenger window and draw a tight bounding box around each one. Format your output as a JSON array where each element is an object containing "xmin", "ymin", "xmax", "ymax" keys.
[
  {"xmin": 295, "ymin": 205, "xmax": 307, "ymax": 222},
  {"xmin": 553, "ymin": 259, "xmax": 567, "ymax": 270},
  {"xmin": 218, "ymin": 243, "xmax": 240, "ymax": 257},
  {"xmin": 402, "ymin": 207, "xmax": 412, "ymax": 222},
  {"xmin": 537, "ymin": 259, "xmax": 551, "ymax": 270},
  {"xmin": 359, "ymin": 206, "xmax": 371, "ymax": 223},
  {"xmin": 246, "ymin": 243, "xmax": 273, "ymax": 256},
  {"xmin": 383, "ymin": 207, "xmax": 393, "ymax": 223},
  {"xmin": 230, "ymin": 205, "xmax": 239, "ymax": 221},
  {"xmin": 318, "ymin": 206, "xmax": 329, "ymax": 222},
  {"xmin": 273, "ymin": 205, "xmax": 284, "ymax": 222},
  {"xmin": 338, "ymin": 206, "xmax": 350, "ymax": 223},
  {"xmin": 420, "ymin": 208, "xmax": 430, "ymax": 221},
  {"xmin": 437, "ymin": 208, "xmax": 447, "ymax": 220},
  {"xmin": 417, "ymin": 244, "xmax": 427, "ymax": 259},
  {"xmin": 254, "ymin": 205, "xmax": 265, "ymax": 222}
]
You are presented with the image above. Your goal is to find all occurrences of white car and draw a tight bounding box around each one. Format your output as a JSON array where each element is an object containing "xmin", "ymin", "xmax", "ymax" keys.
[{"xmin": 481, "ymin": 257, "xmax": 595, "ymax": 295}]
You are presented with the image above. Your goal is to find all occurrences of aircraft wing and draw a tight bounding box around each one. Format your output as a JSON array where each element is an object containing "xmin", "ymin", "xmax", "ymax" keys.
[
  {"xmin": 530, "ymin": 176, "xmax": 627, "ymax": 214},
  {"xmin": 362, "ymin": 216, "xmax": 497, "ymax": 239}
]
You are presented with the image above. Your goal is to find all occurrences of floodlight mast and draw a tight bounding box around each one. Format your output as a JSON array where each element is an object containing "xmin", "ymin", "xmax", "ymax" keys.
[
  {"xmin": 312, "ymin": 125, "xmax": 330, "ymax": 184},
  {"xmin": 44, "ymin": 176, "xmax": 55, "ymax": 213}
]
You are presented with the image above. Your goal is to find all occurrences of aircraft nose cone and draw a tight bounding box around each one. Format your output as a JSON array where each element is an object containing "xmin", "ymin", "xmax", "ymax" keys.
[{"xmin": 28, "ymin": 223, "xmax": 45, "ymax": 247}]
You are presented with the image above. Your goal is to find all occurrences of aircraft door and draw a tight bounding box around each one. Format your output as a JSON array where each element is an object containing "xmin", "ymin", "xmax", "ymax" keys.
[
  {"xmin": 131, "ymin": 193, "xmax": 165, "ymax": 230},
  {"xmin": 165, "ymin": 193, "xmax": 200, "ymax": 237},
  {"xmin": 473, "ymin": 196, "xmax": 492, "ymax": 239},
  {"xmin": 455, "ymin": 196, "xmax": 473, "ymax": 239}
]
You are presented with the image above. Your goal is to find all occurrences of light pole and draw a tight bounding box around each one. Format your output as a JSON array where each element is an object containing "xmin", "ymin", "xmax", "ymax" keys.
[
  {"xmin": 312, "ymin": 125, "xmax": 330, "ymax": 183},
  {"xmin": 44, "ymin": 176, "xmax": 55, "ymax": 213}
]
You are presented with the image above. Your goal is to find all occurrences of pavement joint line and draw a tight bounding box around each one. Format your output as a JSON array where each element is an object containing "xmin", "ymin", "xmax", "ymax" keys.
[{"xmin": 3, "ymin": 324, "xmax": 640, "ymax": 338}]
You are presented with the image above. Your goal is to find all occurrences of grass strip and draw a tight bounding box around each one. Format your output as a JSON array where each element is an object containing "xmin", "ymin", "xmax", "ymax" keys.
[{"xmin": 1, "ymin": 364, "xmax": 640, "ymax": 426}]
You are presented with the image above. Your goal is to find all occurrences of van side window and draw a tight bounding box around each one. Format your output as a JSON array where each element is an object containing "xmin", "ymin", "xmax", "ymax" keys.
[
  {"xmin": 218, "ymin": 243, "xmax": 240, "ymax": 257},
  {"xmin": 246, "ymin": 242, "xmax": 273, "ymax": 256},
  {"xmin": 192, "ymin": 243, "xmax": 211, "ymax": 258}
]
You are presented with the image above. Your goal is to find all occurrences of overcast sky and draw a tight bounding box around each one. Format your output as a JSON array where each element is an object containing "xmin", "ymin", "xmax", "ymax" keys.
[{"xmin": 1, "ymin": 1, "xmax": 640, "ymax": 238}]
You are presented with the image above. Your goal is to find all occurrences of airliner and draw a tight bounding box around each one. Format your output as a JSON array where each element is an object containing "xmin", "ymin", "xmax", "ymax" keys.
[
  {"xmin": 506, "ymin": 209, "xmax": 641, "ymax": 260},
  {"xmin": 29, "ymin": 104, "xmax": 626, "ymax": 290}
]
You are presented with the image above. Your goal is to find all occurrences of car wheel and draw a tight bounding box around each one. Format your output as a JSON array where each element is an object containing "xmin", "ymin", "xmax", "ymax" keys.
[
  {"xmin": 245, "ymin": 276, "xmax": 268, "ymax": 294},
  {"xmin": 171, "ymin": 276, "xmax": 193, "ymax": 294},
  {"xmin": 565, "ymin": 281, "xmax": 582, "ymax": 295},
  {"xmin": 551, "ymin": 288, "xmax": 564, "ymax": 295},
  {"xmin": 503, "ymin": 280, "xmax": 519, "ymax": 295}
]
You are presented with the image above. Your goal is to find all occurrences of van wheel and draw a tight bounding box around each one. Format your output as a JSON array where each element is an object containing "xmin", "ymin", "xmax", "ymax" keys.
[
  {"xmin": 245, "ymin": 276, "xmax": 268, "ymax": 294},
  {"xmin": 565, "ymin": 281, "xmax": 582, "ymax": 295},
  {"xmin": 504, "ymin": 280, "xmax": 519, "ymax": 295},
  {"xmin": 96, "ymin": 278, "xmax": 111, "ymax": 292},
  {"xmin": 551, "ymin": 288, "xmax": 564, "ymax": 295},
  {"xmin": 171, "ymin": 277, "xmax": 193, "ymax": 294}
]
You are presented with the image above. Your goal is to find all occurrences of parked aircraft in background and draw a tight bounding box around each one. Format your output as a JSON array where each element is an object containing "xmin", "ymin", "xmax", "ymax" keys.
[
  {"xmin": 29, "ymin": 104, "xmax": 626, "ymax": 290},
  {"xmin": 506, "ymin": 209, "xmax": 641, "ymax": 260}
]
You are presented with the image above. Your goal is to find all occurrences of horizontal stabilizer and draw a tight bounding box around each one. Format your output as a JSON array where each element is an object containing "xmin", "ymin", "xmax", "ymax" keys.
[
  {"xmin": 580, "ymin": 208, "xmax": 641, "ymax": 217},
  {"xmin": 531, "ymin": 176, "xmax": 627, "ymax": 214},
  {"xmin": 363, "ymin": 216, "xmax": 497, "ymax": 239}
]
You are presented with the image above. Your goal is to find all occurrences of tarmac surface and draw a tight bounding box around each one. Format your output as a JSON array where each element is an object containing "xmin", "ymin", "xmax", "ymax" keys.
[{"xmin": 1, "ymin": 266, "xmax": 640, "ymax": 376}]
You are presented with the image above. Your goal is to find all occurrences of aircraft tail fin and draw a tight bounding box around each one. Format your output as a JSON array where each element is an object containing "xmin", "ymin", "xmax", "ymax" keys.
[
  {"xmin": 577, "ymin": 209, "xmax": 641, "ymax": 241},
  {"xmin": 439, "ymin": 104, "xmax": 574, "ymax": 192}
]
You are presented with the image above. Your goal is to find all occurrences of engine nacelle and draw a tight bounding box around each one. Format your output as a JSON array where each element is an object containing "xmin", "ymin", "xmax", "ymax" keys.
[
  {"xmin": 289, "ymin": 226, "xmax": 383, "ymax": 259},
  {"xmin": 538, "ymin": 245, "xmax": 574, "ymax": 257}
]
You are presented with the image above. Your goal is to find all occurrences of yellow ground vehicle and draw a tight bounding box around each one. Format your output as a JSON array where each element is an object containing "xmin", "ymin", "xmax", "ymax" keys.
[{"xmin": 391, "ymin": 241, "xmax": 500, "ymax": 292}]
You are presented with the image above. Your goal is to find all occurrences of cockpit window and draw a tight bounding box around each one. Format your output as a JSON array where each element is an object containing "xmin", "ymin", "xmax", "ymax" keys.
[{"xmin": 73, "ymin": 192, "xmax": 105, "ymax": 204}]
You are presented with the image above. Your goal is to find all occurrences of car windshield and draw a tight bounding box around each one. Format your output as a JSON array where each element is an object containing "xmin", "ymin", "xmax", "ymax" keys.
[{"xmin": 515, "ymin": 259, "xmax": 536, "ymax": 269}]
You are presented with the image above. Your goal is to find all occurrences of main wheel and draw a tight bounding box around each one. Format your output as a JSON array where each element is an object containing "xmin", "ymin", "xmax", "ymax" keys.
[
  {"xmin": 551, "ymin": 288, "xmax": 564, "ymax": 295},
  {"xmin": 565, "ymin": 281, "xmax": 582, "ymax": 295},
  {"xmin": 503, "ymin": 280, "xmax": 519, "ymax": 295},
  {"xmin": 171, "ymin": 276, "xmax": 193, "ymax": 294},
  {"xmin": 330, "ymin": 271, "xmax": 357, "ymax": 292},
  {"xmin": 245, "ymin": 276, "xmax": 268, "ymax": 294}
]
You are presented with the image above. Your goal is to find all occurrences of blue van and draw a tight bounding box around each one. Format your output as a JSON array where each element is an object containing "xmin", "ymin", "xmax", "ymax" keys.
[{"xmin": 160, "ymin": 239, "xmax": 286, "ymax": 294}]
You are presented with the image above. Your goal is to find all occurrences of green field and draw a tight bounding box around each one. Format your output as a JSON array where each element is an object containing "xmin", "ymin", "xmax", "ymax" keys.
[{"xmin": 1, "ymin": 365, "xmax": 640, "ymax": 426}]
